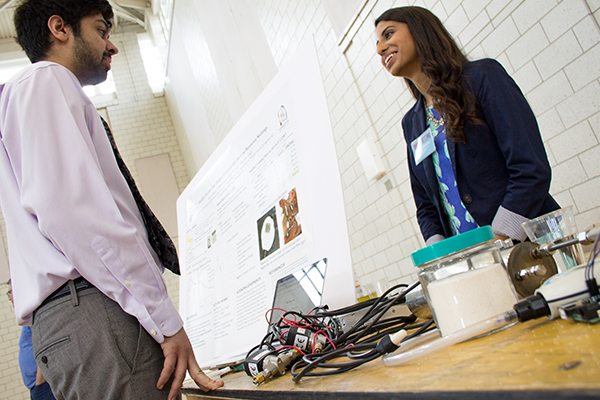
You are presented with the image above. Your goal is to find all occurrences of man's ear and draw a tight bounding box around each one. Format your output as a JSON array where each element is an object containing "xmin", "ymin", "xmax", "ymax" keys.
[{"xmin": 47, "ymin": 15, "xmax": 70, "ymax": 43}]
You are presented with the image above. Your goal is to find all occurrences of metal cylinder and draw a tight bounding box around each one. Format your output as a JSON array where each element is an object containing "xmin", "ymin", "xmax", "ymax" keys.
[{"xmin": 405, "ymin": 286, "xmax": 432, "ymax": 319}]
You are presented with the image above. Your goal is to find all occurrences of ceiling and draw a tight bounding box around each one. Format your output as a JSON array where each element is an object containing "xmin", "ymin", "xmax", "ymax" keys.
[{"xmin": 0, "ymin": 0, "xmax": 153, "ymax": 60}]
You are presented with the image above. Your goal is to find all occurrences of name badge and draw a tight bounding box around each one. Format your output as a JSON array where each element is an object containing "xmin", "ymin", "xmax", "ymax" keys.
[{"xmin": 411, "ymin": 128, "xmax": 435, "ymax": 166}]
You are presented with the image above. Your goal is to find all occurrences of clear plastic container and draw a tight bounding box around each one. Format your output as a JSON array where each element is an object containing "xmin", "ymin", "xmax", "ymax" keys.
[{"xmin": 413, "ymin": 226, "xmax": 518, "ymax": 337}]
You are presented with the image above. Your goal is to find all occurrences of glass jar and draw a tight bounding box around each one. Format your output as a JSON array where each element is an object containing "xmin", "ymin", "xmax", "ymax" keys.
[{"xmin": 412, "ymin": 226, "xmax": 518, "ymax": 337}]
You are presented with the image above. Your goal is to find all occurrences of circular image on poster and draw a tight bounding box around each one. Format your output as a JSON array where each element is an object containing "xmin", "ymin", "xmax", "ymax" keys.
[{"xmin": 257, "ymin": 206, "xmax": 280, "ymax": 260}]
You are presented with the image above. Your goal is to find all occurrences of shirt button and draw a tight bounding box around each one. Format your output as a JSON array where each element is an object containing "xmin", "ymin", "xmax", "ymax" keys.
[
  {"xmin": 151, "ymin": 330, "xmax": 157, "ymax": 335},
  {"xmin": 125, "ymin": 280, "xmax": 131, "ymax": 286},
  {"xmin": 41, "ymin": 356, "xmax": 48, "ymax": 364},
  {"xmin": 462, "ymin": 194, "xmax": 473, "ymax": 204}
]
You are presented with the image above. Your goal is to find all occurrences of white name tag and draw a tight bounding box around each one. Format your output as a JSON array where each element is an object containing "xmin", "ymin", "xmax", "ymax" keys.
[{"xmin": 411, "ymin": 128, "xmax": 435, "ymax": 166}]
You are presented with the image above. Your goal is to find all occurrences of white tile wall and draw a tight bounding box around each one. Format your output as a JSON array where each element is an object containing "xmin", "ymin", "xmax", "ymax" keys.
[
  {"xmin": 541, "ymin": 0, "xmax": 589, "ymax": 42},
  {"xmin": 0, "ymin": 290, "xmax": 26, "ymax": 400},
  {"xmin": 556, "ymin": 80, "xmax": 600, "ymax": 128},
  {"xmin": 512, "ymin": 60, "xmax": 543, "ymax": 94},
  {"xmin": 565, "ymin": 39, "xmax": 600, "ymax": 91},
  {"xmin": 573, "ymin": 14, "xmax": 600, "ymax": 51},
  {"xmin": 512, "ymin": 0, "xmax": 556, "ymax": 34},
  {"xmin": 528, "ymin": 71, "xmax": 574, "ymax": 115},
  {"xmin": 506, "ymin": 24, "xmax": 549, "ymax": 71}
]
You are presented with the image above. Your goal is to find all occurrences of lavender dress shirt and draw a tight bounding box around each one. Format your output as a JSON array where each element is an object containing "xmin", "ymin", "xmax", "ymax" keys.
[{"xmin": 0, "ymin": 62, "xmax": 182, "ymax": 343}]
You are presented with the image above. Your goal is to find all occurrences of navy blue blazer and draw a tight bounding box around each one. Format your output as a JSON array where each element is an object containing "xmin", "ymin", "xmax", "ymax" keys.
[{"xmin": 403, "ymin": 59, "xmax": 559, "ymax": 242}]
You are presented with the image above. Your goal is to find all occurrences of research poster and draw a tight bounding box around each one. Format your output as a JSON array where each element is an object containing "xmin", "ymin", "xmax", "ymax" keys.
[{"xmin": 178, "ymin": 39, "xmax": 354, "ymax": 368}]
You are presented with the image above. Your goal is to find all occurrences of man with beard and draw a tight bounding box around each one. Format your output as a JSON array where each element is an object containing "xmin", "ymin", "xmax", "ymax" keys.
[{"xmin": 0, "ymin": 1, "xmax": 223, "ymax": 399}]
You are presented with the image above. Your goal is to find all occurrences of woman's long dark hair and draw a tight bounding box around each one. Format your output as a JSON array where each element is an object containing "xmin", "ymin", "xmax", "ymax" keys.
[{"xmin": 375, "ymin": 7, "xmax": 480, "ymax": 143}]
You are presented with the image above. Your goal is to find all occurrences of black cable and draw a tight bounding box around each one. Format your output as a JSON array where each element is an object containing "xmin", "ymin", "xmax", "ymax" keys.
[
  {"xmin": 349, "ymin": 283, "xmax": 420, "ymax": 342},
  {"xmin": 289, "ymin": 289, "xmax": 424, "ymax": 382},
  {"xmin": 344, "ymin": 316, "xmax": 416, "ymax": 346},
  {"xmin": 404, "ymin": 318, "xmax": 435, "ymax": 341},
  {"xmin": 249, "ymin": 280, "xmax": 428, "ymax": 384},
  {"xmin": 353, "ymin": 317, "xmax": 416, "ymax": 342},
  {"xmin": 291, "ymin": 344, "xmax": 380, "ymax": 381},
  {"xmin": 312, "ymin": 297, "xmax": 381, "ymax": 317},
  {"xmin": 291, "ymin": 319, "xmax": 419, "ymax": 382},
  {"xmin": 336, "ymin": 285, "xmax": 419, "ymax": 347},
  {"xmin": 297, "ymin": 342, "xmax": 376, "ymax": 365},
  {"xmin": 303, "ymin": 352, "xmax": 381, "ymax": 370},
  {"xmin": 333, "ymin": 282, "xmax": 418, "ymax": 346},
  {"xmin": 348, "ymin": 293, "xmax": 405, "ymax": 344}
]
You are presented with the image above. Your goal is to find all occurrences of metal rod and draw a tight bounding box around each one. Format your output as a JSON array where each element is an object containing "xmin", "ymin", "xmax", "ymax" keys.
[
  {"xmin": 530, "ymin": 226, "xmax": 600, "ymax": 259},
  {"xmin": 546, "ymin": 237, "xmax": 581, "ymax": 252}
]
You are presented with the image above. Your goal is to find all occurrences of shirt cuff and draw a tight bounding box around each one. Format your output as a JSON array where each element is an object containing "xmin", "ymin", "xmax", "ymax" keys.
[
  {"xmin": 491, "ymin": 206, "xmax": 529, "ymax": 242},
  {"xmin": 141, "ymin": 297, "xmax": 184, "ymax": 343},
  {"xmin": 425, "ymin": 234, "xmax": 445, "ymax": 246}
]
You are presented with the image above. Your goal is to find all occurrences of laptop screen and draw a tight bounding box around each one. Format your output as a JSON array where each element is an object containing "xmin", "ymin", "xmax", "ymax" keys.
[{"xmin": 269, "ymin": 258, "xmax": 327, "ymax": 325}]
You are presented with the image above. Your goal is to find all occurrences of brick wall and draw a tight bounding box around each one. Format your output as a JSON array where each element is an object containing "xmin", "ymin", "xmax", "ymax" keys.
[{"xmin": 0, "ymin": 296, "xmax": 23, "ymax": 399}]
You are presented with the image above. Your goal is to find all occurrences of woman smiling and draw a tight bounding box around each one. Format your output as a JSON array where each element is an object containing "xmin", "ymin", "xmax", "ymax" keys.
[{"xmin": 375, "ymin": 6, "xmax": 559, "ymax": 245}]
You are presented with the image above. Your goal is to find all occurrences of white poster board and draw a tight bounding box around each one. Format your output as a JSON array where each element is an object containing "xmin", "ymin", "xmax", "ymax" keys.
[{"xmin": 177, "ymin": 39, "xmax": 354, "ymax": 368}]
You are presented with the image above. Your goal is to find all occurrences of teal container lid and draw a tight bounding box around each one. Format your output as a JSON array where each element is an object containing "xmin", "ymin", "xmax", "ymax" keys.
[{"xmin": 411, "ymin": 226, "xmax": 494, "ymax": 267}]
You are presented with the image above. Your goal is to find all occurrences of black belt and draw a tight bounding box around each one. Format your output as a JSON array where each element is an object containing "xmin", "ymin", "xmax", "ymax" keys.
[{"xmin": 39, "ymin": 277, "xmax": 94, "ymax": 308}]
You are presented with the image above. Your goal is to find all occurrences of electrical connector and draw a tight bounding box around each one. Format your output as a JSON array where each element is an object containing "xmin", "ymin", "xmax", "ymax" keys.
[
  {"xmin": 244, "ymin": 347, "xmax": 275, "ymax": 377},
  {"xmin": 559, "ymin": 297, "xmax": 600, "ymax": 324},
  {"xmin": 312, "ymin": 333, "xmax": 327, "ymax": 353},
  {"xmin": 375, "ymin": 329, "xmax": 407, "ymax": 354},
  {"xmin": 252, "ymin": 348, "xmax": 301, "ymax": 385},
  {"xmin": 252, "ymin": 355, "xmax": 279, "ymax": 385},
  {"xmin": 513, "ymin": 293, "xmax": 551, "ymax": 322}
]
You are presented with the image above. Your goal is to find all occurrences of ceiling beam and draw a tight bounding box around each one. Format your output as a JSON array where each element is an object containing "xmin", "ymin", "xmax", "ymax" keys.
[
  {"xmin": 110, "ymin": 2, "xmax": 145, "ymax": 27},
  {"xmin": 113, "ymin": 0, "xmax": 148, "ymax": 10},
  {"xmin": 0, "ymin": 38, "xmax": 22, "ymax": 52},
  {"xmin": 0, "ymin": 0, "xmax": 17, "ymax": 12},
  {"xmin": 0, "ymin": 39, "xmax": 27, "ymax": 61}
]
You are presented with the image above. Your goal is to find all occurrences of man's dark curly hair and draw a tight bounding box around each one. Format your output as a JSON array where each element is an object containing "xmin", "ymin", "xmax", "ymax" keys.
[
  {"xmin": 375, "ymin": 6, "xmax": 481, "ymax": 143},
  {"xmin": 14, "ymin": 0, "xmax": 113, "ymax": 63}
]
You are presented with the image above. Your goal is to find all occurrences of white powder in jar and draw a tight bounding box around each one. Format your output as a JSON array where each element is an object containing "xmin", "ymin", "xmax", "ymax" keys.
[{"xmin": 427, "ymin": 263, "xmax": 517, "ymax": 336}]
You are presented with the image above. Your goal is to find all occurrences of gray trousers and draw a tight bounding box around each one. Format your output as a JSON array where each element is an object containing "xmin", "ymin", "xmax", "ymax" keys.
[{"xmin": 31, "ymin": 285, "xmax": 177, "ymax": 400}]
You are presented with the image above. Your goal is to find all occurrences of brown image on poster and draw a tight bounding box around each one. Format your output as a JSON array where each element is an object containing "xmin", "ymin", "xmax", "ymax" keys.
[{"xmin": 279, "ymin": 188, "xmax": 302, "ymax": 245}]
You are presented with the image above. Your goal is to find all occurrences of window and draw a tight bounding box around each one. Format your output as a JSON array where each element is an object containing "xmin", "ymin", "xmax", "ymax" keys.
[
  {"xmin": 82, "ymin": 71, "xmax": 118, "ymax": 108},
  {"xmin": 0, "ymin": 59, "xmax": 117, "ymax": 109},
  {"xmin": 159, "ymin": 0, "xmax": 174, "ymax": 37},
  {"xmin": 0, "ymin": 58, "xmax": 29, "ymax": 84},
  {"xmin": 137, "ymin": 33, "xmax": 166, "ymax": 95}
]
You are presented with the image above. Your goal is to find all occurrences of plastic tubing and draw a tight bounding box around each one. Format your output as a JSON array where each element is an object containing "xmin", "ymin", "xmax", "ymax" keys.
[
  {"xmin": 385, "ymin": 329, "xmax": 441, "ymax": 358},
  {"xmin": 382, "ymin": 310, "xmax": 518, "ymax": 367}
]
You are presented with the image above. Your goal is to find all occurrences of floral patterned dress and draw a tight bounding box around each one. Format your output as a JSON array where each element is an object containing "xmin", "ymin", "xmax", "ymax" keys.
[{"xmin": 425, "ymin": 105, "xmax": 478, "ymax": 236}]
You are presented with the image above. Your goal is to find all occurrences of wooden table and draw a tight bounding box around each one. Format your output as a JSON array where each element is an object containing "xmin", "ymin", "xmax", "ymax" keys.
[{"xmin": 183, "ymin": 318, "xmax": 600, "ymax": 399}]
